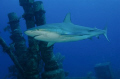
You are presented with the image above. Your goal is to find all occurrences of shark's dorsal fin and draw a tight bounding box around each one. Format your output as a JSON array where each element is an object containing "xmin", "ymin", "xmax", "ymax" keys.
[{"xmin": 63, "ymin": 13, "xmax": 71, "ymax": 23}]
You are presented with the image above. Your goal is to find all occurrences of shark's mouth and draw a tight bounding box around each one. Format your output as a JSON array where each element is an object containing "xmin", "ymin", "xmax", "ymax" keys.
[{"xmin": 33, "ymin": 35, "xmax": 40, "ymax": 38}]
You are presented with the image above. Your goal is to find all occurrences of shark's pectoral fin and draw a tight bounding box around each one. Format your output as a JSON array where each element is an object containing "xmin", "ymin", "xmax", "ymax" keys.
[{"xmin": 47, "ymin": 42, "xmax": 55, "ymax": 47}]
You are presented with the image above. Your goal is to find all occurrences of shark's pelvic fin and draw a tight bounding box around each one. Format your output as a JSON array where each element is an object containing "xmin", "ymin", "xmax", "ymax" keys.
[
  {"xmin": 63, "ymin": 13, "xmax": 72, "ymax": 23},
  {"xmin": 47, "ymin": 42, "xmax": 55, "ymax": 47},
  {"xmin": 89, "ymin": 37, "xmax": 93, "ymax": 40},
  {"xmin": 103, "ymin": 26, "xmax": 110, "ymax": 42},
  {"xmin": 96, "ymin": 35, "xmax": 99, "ymax": 39}
]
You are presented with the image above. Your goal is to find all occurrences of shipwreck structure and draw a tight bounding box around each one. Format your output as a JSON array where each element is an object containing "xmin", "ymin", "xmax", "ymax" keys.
[
  {"xmin": 0, "ymin": 0, "xmax": 115, "ymax": 79},
  {"xmin": 0, "ymin": 0, "xmax": 65, "ymax": 79}
]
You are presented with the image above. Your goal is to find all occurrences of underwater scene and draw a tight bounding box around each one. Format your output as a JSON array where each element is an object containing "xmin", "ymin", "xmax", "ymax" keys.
[{"xmin": 0, "ymin": 0, "xmax": 120, "ymax": 79}]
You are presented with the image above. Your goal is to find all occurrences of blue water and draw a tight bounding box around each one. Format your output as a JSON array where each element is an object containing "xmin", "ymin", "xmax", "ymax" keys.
[{"xmin": 0, "ymin": 0, "xmax": 120, "ymax": 78}]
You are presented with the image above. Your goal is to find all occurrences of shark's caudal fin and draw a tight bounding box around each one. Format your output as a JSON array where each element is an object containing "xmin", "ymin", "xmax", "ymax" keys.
[
  {"xmin": 63, "ymin": 13, "xmax": 72, "ymax": 23},
  {"xmin": 103, "ymin": 26, "xmax": 110, "ymax": 42}
]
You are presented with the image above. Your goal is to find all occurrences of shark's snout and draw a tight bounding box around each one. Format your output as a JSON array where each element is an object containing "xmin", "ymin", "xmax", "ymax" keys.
[
  {"xmin": 25, "ymin": 30, "xmax": 31, "ymax": 35},
  {"xmin": 25, "ymin": 30, "xmax": 36, "ymax": 37}
]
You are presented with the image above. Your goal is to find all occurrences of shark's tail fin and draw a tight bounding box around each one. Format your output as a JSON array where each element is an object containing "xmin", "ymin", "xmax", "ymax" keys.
[{"xmin": 103, "ymin": 26, "xmax": 110, "ymax": 42}]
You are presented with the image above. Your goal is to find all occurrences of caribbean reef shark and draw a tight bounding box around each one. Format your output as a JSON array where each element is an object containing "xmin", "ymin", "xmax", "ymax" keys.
[{"xmin": 25, "ymin": 13, "xmax": 109, "ymax": 47}]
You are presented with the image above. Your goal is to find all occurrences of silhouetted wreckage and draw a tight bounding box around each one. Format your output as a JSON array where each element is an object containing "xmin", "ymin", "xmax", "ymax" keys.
[
  {"xmin": 0, "ymin": 1, "xmax": 65, "ymax": 79},
  {"xmin": 0, "ymin": 0, "xmax": 115, "ymax": 79}
]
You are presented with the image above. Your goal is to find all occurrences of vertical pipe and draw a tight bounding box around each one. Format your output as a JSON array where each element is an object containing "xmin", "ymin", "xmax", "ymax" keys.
[
  {"xmin": 33, "ymin": 1, "xmax": 65, "ymax": 79},
  {"xmin": 19, "ymin": 0, "xmax": 41, "ymax": 79},
  {"xmin": 8, "ymin": 12, "xmax": 28, "ymax": 78}
]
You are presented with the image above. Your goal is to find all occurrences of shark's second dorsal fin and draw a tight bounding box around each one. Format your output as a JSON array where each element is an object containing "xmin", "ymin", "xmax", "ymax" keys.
[{"xmin": 63, "ymin": 13, "xmax": 71, "ymax": 23}]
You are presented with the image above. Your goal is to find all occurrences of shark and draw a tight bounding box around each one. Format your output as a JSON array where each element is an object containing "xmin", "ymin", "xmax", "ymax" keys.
[{"xmin": 25, "ymin": 13, "xmax": 109, "ymax": 47}]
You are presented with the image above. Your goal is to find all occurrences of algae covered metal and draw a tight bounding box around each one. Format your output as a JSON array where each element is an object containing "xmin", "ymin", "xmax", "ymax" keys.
[{"xmin": 0, "ymin": 0, "xmax": 65, "ymax": 79}]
